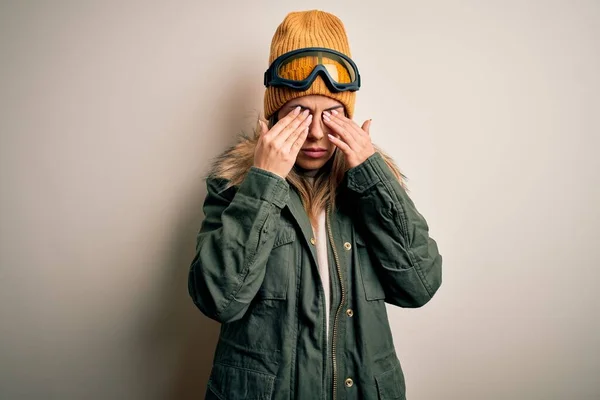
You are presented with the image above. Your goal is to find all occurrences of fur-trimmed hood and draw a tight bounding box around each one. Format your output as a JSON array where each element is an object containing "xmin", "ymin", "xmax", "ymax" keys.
[{"xmin": 207, "ymin": 134, "xmax": 258, "ymax": 185}]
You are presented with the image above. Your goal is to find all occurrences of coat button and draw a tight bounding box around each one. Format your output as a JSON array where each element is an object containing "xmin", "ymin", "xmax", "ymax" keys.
[
  {"xmin": 345, "ymin": 378, "xmax": 354, "ymax": 387},
  {"xmin": 344, "ymin": 242, "xmax": 351, "ymax": 250},
  {"xmin": 310, "ymin": 237, "xmax": 316, "ymax": 245},
  {"xmin": 346, "ymin": 308, "xmax": 354, "ymax": 317}
]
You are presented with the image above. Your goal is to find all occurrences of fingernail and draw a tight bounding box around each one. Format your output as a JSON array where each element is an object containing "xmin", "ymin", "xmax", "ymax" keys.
[
  {"xmin": 302, "ymin": 109, "xmax": 309, "ymax": 116},
  {"xmin": 323, "ymin": 115, "xmax": 331, "ymax": 122},
  {"xmin": 307, "ymin": 114, "xmax": 313, "ymax": 122},
  {"xmin": 331, "ymin": 109, "xmax": 338, "ymax": 115},
  {"xmin": 294, "ymin": 106, "xmax": 301, "ymax": 114},
  {"xmin": 323, "ymin": 111, "xmax": 330, "ymax": 117}
]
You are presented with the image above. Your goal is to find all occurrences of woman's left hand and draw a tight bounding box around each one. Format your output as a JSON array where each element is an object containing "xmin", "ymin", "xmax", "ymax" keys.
[{"xmin": 323, "ymin": 109, "xmax": 376, "ymax": 169}]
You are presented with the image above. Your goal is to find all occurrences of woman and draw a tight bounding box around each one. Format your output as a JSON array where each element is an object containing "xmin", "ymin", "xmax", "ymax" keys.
[{"xmin": 188, "ymin": 10, "xmax": 442, "ymax": 399}]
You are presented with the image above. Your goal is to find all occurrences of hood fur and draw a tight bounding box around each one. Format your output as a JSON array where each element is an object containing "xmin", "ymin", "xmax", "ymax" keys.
[{"xmin": 207, "ymin": 134, "xmax": 257, "ymax": 184}]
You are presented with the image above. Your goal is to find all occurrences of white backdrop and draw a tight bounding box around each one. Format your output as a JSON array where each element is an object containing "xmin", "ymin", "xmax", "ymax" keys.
[{"xmin": 1, "ymin": 1, "xmax": 598, "ymax": 399}]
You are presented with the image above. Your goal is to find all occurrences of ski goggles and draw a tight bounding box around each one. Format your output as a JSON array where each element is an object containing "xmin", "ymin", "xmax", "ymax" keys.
[{"xmin": 264, "ymin": 47, "xmax": 361, "ymax": 93}]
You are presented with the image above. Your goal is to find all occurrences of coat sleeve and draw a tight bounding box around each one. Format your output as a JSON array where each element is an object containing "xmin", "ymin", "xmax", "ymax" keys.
[
  {"xmin": 345, "ymin": 151, "xmax": 443, "ymax": 308},
  {"xmin": 188, "ymin": 167, "xmax": 290, "ymax": 323}
]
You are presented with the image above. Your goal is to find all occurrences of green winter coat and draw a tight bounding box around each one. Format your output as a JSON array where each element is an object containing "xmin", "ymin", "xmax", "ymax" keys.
[{"xmin": 188, "ymin": 150, "xmax": 443, "ymax": 399}]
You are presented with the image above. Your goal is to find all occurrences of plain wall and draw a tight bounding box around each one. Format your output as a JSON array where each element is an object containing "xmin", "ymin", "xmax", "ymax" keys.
[{"xmin": 1, "ymin": 1, "xmax": 598, "ymax": 399}]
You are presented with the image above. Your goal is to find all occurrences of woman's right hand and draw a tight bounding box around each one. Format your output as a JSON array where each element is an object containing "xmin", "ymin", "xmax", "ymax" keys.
[{"xmin": 254, "ymin": 106, "xmax": 312, "ymax": 179}]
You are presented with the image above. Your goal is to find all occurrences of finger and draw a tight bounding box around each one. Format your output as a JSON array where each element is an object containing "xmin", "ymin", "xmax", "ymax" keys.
[
  {"xmin": 290, "ymin": 125, "xmax": 310, "ymax": 156},
  {"xmin": 330, "ymin": 109, "xmax": 366, "ymax": 140},
  {"xmin": 327, "ymin": 133, "xmax": 352, "ymax": 153},
  {"xmin": 329, "ymin": 110, "xmax": 371, "ymax": 150},
  {"xmin": 258, "ymin": 119, "xmax": 268, "ymax": 135},
  {"xmin": 272, "ymin": 109, "xmax": 310, "ymax": 145},
  {"xmin": 267, "ymin": 106, "xmax": 303, "ymax": 137},
  {"xmin": 361, "ymin": 119, "xmax": 372, "ymax": 136},
  {"xmin": 283, "ymin": 114, "xmax": 312, "ymax": 151},
  {"xmin": 323, "ymin": 112, "xmax": 359, "ymax": 150}
]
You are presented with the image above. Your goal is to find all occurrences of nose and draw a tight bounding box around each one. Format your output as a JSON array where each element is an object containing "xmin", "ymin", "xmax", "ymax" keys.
[{"xmin": 307, "ymin": 113, "xmax": 326, "ymax": 140}]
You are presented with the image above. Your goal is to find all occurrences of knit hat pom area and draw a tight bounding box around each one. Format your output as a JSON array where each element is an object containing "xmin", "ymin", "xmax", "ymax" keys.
[{"xmin": 264, "ymin": 10, "xmax": 357, "ymax": 120}]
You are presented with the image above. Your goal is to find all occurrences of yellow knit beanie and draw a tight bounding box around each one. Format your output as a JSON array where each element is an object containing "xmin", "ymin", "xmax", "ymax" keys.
[{"xmin": 264, "ymin": 10, "xmax": 356, "ymax": 120}]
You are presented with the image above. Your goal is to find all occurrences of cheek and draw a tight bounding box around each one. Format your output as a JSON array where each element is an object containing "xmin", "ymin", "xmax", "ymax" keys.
[{"xmin": 326, "ymin": 144, "xmax": 337, "ymax": 159}]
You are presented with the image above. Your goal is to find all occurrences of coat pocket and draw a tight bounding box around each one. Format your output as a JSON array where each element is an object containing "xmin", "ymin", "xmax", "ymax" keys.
[
  {"xmin": 257, "ymin": 223, "xmax": 295, "ymax": 300},
  {"xmin": 206, "ymin": 363, "xmax": 276, "ymax": 400},
  {"xmin": 374, "ymin": 362, "xmax": 406, "ymax": 400},
  {"xmin": 355, "ymin": 234, "xmax": 386, "ymax": 301}
]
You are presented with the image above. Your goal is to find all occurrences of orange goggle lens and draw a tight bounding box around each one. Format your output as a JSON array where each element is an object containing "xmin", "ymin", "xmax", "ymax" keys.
[{"xmin": 276, "ymin": 51, "xmax": 356, "ymax": 84}]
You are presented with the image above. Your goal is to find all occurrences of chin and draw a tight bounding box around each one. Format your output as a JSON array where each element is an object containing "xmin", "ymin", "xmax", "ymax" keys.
[{"xmin": 295, "ymin": 153, "xmax": 332, "ymax": 170}]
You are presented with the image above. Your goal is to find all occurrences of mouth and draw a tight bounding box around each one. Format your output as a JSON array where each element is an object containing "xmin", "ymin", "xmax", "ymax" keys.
[{"xmin": 301, "ymin": 148, "xmax": 328, "ymax": 158}]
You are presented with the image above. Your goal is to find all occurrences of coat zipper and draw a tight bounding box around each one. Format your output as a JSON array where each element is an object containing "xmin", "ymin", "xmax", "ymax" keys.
[{"xmin": 326, "ymin": 203, "xmax": 345, "ymax": 400}]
